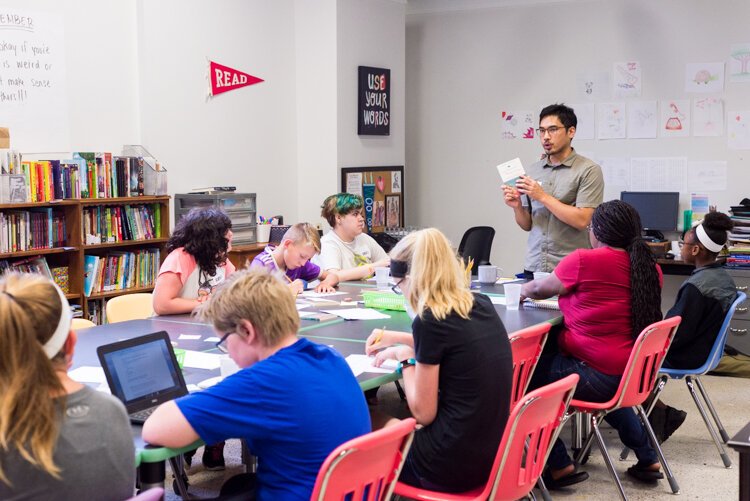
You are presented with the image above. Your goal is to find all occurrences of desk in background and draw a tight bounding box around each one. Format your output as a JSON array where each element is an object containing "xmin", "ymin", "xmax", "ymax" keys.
[
  {"xmin": 728, "ymin": 421, "xmax": 750, "ymax": 501},
  {"xmin": 227, "ymin": 243, "xmax": 266, "ymax": 269}
]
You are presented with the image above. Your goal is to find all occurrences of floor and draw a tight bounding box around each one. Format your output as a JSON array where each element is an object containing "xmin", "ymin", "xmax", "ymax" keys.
[{"xmin": 163, "ymin": 374, "xmax": 749, "ymax": 500}]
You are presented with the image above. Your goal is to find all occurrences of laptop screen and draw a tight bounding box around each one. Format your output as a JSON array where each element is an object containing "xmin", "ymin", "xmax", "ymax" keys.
[{"xmin": 97, "ymin": 331, "xmax": 188, "ymax": 412}]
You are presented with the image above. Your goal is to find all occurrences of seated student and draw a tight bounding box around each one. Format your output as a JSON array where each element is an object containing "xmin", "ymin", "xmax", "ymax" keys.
[
  {"xmin": 522, "ymin": 200, "xmax": 664, "ymax": 488},
  {"xmin": 319, "ymin": 193, "xmax": 390, "ymax": 281},
  {"xmin": 250, "ymin": 222, "xmax": 339, "ymax": 294},
  {"xmin": 365, "ymin": 228, "xmax": 513, "ymax": 493},
  {"xmin": 153, "ymin": 207, "xmax": 236, "ymax": 315},
  {"xmin": 0, "ymin": 273, "xmax": 135, "ymax": 500},
  {"xmin": 142, "ymin": 269, "xmax": 371, "ymax": 500},
  {"xmin": 648, "ymin": 211, "xmax": 736, "ymax": 443}
]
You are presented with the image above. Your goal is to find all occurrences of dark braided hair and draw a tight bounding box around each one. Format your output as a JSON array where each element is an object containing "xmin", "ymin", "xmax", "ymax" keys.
[
  {"xmin": 167, "ymin": 207, "xmax": 232, "ymax": 276},
  {"xmin": 590, "ymin": 200, "xmax": 662, "ymax": 338}
]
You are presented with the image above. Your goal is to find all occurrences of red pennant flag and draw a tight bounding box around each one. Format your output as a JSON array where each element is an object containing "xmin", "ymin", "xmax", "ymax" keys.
[{"xmin": 209, "ymin": 60, "xmax": 264, "ymax": 96}]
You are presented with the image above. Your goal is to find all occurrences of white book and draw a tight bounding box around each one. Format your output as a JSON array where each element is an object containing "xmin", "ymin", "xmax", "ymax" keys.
[{"xmin": 496, "ymin": 157, "xmax": 526, "ymax": 187}]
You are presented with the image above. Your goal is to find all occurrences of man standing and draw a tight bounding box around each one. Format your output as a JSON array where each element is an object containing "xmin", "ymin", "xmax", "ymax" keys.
[{"xmin": 502, "ymin": 104, "xmax": 604, "ymax": 277}]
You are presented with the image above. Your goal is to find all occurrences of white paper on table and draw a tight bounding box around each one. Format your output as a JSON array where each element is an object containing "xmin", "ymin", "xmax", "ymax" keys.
[
  {"xmin": 300, "ymin": 291, "xmax": 346, "ymax": 298},
  {"xmin": 178, "ymin": 334, "xmax": 201, "ymax": 341},
  {"xmin": 496, "ymin": 278, "xmax": 523, "ymax": 285},
  {"xmin": 204, "ymin": 336, "xmax": 221, "ymax": 343},
  {"xmin": 688, "ymin": 161, "xmax": 727, "ymax": 192},
  {"xmin": 345, "ymin": 355, "xmax": 399, "ymax": 376},
  {"xmin": 627, "ymin": 101, "xmax": 658, "ymax": 139},
  {"xmin": 488, "ymin": 295, "xmax": 508, "ymax": 305},
  {"xmin": 96, "ymin": 383, "xmax": 112, "ymax": 394},
  {"xmin": 296, "ymin": 303, "xmax": 311, "ymax": 310},
  {"xmin": 69, "ymin": 366, "xmax": 107, "ymax": 384},
  {"xmin": 496, "ymin": 158, "xmax": 525, "ymax": 187},
  {"xmin": 321, "ymin": 308, "xmax": 391, "ymax": 320},
  {"xmin": 182, "ymin": 350, "xmax": 223, "ymax": 370}
]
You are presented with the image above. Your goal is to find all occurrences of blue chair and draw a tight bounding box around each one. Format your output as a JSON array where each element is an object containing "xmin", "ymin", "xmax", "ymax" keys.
[{"xmin": 621, "ymin": 292, "xmax": 746, "ymax": 468}]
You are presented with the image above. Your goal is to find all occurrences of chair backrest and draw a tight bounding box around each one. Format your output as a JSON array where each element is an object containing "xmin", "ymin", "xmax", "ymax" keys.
[
  {"xmin": 106, "ymin": 293, "xmax": 154, "ymax": 323},
  {"xmin": 71, "ymin": 318, "xmax": 96, "ymax": 330},
  {"xmin": 485, "ymin": 374, "xmax": 579, "ymax": 501},
  {"xmin": 310, "ymin": 418, "xmax": 417, "ymax": 501},
  {"xmin": 611, "ymin": 316, "xmax": 682, "ymax": 409},
  {"xmin": 509, "ymin": 323, "xmax": 551, "ymax": 408},
  {"xmin": 457, "ymin": 226, "xmax": 495, "ymax": 273},
  {"xmin": 124, "ymin": 487, "xmax": 164, "ymax": 501},
  {"xmin": 701, "ymin": 291, "xmax": 747, "ymax": 373},
  {"xmin": 269, "ymin": 224, "xmax": 292, "ymax": 246}
]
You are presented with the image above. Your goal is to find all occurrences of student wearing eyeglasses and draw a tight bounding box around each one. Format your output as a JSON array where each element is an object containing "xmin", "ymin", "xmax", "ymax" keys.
[{"xmin": 502, "ymin": 103, "xmax": 604, "ymax": 279}]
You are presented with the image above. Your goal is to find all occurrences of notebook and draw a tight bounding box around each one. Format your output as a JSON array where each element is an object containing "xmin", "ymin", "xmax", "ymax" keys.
[
  {"xmin": 522, "ymin": 298, "xmax": 561, "ymax": 310},
  {"xmin": 97, "ymin": 331, "xmax": 188, "ymax": 424}
]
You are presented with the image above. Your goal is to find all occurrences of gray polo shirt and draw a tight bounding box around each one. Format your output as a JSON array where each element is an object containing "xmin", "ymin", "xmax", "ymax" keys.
[{"xmin": 522, "ymin": 150, "xmax": 604, "ymax": 272}]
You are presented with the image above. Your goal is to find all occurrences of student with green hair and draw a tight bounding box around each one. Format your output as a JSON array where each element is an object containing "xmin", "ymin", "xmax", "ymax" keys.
[{"xmin": 319, "ymin": 193, "xmax": 389, "ymax": 282}]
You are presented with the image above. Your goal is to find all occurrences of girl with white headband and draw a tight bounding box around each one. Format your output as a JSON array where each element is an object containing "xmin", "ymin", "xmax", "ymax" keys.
[
  {"xmin": 0, "ymin": 273, "xmax": 134, "ymax": 500},
  {"xmin": 649, "ymin": 211, "xmax": 736, "ymax": 444}
]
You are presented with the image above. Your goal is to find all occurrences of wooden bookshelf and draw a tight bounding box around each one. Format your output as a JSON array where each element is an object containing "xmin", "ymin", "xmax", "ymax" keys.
[{"xmin": 0, "ymin": 195, "xmax": 170, "ymax": 321}]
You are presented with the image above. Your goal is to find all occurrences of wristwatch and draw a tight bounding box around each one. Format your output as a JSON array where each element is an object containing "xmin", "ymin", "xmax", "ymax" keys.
[{"xmin": 397, "ymin": 358, "xmax": 417, "ymax": 374}]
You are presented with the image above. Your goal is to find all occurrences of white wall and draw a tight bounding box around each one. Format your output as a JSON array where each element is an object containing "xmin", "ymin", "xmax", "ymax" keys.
[
  {"xmin": 137, "ymin": 0, "xmax": 298, "ymax": 222},
  {"xmin": 406, "ymin": 0, "xmax": 750, "ymax": 273},
  {"xmin": 0, "ymin": 0, "xmax": 140, "ymax": 152}
]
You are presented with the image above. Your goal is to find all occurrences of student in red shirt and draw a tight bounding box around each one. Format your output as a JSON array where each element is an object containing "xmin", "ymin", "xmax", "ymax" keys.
[{"xmin": 522, "ymin": 199, "xmax": 664, "ymax": 488}]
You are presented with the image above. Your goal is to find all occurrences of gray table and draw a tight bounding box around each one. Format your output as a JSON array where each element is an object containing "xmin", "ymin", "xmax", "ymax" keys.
[{"xmin": 72, "ymin": 280, "xmax": 563, "ymax": 494}]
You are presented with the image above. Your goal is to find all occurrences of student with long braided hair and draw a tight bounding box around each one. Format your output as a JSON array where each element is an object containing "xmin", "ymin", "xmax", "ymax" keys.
[
  {"xmin": 522, "ymin": 199, "xmax": 664, "ymax": 488},
  {"xmin": 0, "ymin": 273, "xmax": 134, "ymax": 500}
]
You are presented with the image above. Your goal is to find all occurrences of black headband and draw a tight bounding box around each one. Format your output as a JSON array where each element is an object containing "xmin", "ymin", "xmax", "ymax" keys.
[{"xmin": 390, "ymin": 259, "xmax": 408, "ymax": 279}]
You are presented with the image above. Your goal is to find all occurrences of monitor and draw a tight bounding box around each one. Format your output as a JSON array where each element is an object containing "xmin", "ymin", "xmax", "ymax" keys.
[{"xmin": 620, "ymin": 191, "xmax": 679, "ymax": 233}]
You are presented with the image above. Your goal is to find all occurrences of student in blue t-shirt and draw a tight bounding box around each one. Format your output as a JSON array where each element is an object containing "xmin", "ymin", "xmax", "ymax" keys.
[{"xmin": 143, "ymin": 269, "xmax": 371, "ymax": 500}]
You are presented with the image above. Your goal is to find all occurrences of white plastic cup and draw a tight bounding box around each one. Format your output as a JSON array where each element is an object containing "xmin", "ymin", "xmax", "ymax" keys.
[
  {"xmin": 375, "ymin": 267, "xmax": 390, "ymax": 288},
  {"xmin": 504, "ymin": 283, "xmax": 523, "ymax": 310},
  {"xmin": 220, "ymin": 355, "xmax": 240, "ymax": 379},
  {"xmin": 256, "ymin": 224, "xmax": 271, "ymax": 243},
  {"xmin": 478, "ymin": 265, "xmax": 502, "ymax": 284},
  {"xmin": 533, "ymin": 271, "xmax": 551, "ymax": 281}
]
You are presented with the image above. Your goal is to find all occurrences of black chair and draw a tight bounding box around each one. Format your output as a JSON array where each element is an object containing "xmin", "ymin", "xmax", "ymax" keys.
[{"xmin": 458, "ymin": 226, "xmax": 495, "ymax": 274}]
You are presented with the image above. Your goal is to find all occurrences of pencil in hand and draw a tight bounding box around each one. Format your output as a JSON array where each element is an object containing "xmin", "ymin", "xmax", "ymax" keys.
[{"xmin": 373, "ymin": 326, "xmax": 386, "ymax": 345}]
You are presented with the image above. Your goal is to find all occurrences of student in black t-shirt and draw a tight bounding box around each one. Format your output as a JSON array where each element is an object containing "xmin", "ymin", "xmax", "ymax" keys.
[{"xmin": 366, "ymin": 228, "xmax": 513, "ymax": 493}]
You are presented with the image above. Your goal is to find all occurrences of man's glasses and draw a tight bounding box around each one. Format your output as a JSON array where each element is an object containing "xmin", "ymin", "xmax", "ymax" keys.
[
  {"xmin": 536, "ymin": 126, "xmax": 567, "ymax": 136},
  {"xmin": 391, "ymin": 278, "xmax": 405, "ymax": 295},
  {"xmin": 215, "ymin": 331, "xmax": 236, "ymax": 353}
]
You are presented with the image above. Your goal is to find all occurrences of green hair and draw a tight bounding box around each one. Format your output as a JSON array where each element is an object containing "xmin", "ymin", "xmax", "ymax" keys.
[{"xmin": 321, "ymin": 193, "xmax": 364, "ymax": 227}]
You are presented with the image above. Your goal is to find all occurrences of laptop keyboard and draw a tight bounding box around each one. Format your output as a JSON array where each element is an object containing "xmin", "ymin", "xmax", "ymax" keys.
[{"xmin": 130, "ymin": 406, "xmax": 158, "ymax": 423}]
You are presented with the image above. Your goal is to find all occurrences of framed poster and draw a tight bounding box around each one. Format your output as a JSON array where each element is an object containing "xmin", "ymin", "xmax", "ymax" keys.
[
  {"xmin": 358, "ymin": 66, "xmax": 391, "ymax": 135},
  {"xmin": 341, "ymin": 166, "xmax": 404, "ymax": 233}
]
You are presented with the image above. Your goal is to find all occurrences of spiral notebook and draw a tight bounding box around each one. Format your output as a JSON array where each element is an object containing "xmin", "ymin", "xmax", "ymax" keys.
[{"xmin": 522, "ymin": 298, "xmax": 560, "ymax": 310}]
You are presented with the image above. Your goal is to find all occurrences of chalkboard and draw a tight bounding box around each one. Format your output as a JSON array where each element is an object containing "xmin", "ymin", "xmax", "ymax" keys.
[
  {"xmin": 341, "ymin": 166, "xmax": 403, "ymax": 233},
  {"xmin": 358, "ymin": 66, "xmax": 390, "ymax": 136}
]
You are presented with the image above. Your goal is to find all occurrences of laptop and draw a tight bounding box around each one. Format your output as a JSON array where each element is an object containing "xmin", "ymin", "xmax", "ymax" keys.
[{"xmin": 97, "ymin": 331, "xmax": 189, "ymax": 424}]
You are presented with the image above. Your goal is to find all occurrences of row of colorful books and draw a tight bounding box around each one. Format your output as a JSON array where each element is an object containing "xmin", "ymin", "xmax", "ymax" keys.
[
  {"xmin": 5, "ymin": 153, "xmax": 147, "ymax": 202},
  {"xmin": 83, "ymin": 204, "xmax": 161, "ymax": 244},
  {"xmin": 0, "ymin": 256, "xmax": 69, "ymax": 293},
  {"xmin": 83, "ymin": 248, "xmax": 161, "ymax": 296},
  {"xmin": 726, "ymin": 245, "xmax": 750, "ymax": 269},
  {"xmin": 0, "ymin": 209, "xmax": 66, "ymax": 253}
]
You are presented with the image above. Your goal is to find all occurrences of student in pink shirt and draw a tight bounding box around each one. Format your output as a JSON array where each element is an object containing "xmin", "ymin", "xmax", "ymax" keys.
[
  {"xmin": 522, "ymin": 200, "xmax": 664, "ymax": 489},
  {"xmin": 153, "ymin": 207, "xmax": 236, "ymax": 316}
]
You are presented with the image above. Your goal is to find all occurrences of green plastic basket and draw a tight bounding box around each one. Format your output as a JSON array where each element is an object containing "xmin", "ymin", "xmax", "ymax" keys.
[
  {"xmin": 362, "ymin": 291, "xmax": 407, "ymax": 311},
  {"xmin": 172, "ymin": 348, "xmax": 186, "ymax": 369}
]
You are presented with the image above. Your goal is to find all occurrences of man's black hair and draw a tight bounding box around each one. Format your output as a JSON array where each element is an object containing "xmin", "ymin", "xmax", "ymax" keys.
[{"xmin": 539, "ymin": 103, "xmax": 577, "ymax": 129}]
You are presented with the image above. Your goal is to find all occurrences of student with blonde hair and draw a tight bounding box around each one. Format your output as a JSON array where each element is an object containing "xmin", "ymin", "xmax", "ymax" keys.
[
  {"xmin": 0, "ymin": 273, "xmax": 134, "ymax": 500},
  {"xmin": 143, "ymin": 269, "xmax": 370, "ymax": 500},
  {"xmin": 319, "ymin": 193, "xmax": 389, "ymax": 281},
  {"xmin": 250, "ymin": 222, "xmax": 339, "ymax": 294},
  {"xmin": 365, "ymin": 228, "xmax": 513, "ymax": 492}
]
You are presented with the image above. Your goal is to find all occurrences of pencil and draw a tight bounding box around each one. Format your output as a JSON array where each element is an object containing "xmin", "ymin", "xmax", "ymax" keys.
[
  {"xmin": 284, "ymin": 274, "xmax": 293, "ymax": 284},
  {"xmin": 372, "ymin": 325, "xmax": 386, "ymax": 345}
]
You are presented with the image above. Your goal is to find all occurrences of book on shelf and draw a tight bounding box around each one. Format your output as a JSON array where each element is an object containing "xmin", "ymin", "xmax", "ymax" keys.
[
  {"xmin": 0, "ymin": 255, "xmax": 53, "ymax": 279},
  {"xmin": 82, "ymin": 204, "xmax": 160, "ymax": 244},
  {"xmin": 0, "ymin": 208, "xmax": 66, "ymax": 253},
  {"xmin": 50, "ymin": 266, "xmax": 70, "ymax": 293},
  {"xmin": 189, "ymin": 186, "xmax": 236, "ymax": 194},
  {"xmin": 84, "ymin": 248, "xmax": 160, "ymax": 296}
]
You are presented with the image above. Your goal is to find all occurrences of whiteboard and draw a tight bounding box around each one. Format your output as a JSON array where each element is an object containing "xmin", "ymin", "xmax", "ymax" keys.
[{"xmin": 0, "ymin": 9, "xmax": 69, "ymax": 151}]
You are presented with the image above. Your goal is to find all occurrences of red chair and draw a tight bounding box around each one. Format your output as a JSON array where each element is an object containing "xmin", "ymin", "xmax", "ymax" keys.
[
  {"xmin": 310, "ymin": 417, "xmax": 416, "ymax": 501},
  {"xmin": 509, "ymin": 323, "xmax": 551, "ymax": 408},
  {"xmin": 394, "ymin": 374, "xmax": 579, "ymax": 501},
  {"xmin": 570, "ymin": 316, "xmax": 682, "ymax": 500},
  {"xmin": 124, "ymin": 487, "xmax": 164, "ymax": 501}
]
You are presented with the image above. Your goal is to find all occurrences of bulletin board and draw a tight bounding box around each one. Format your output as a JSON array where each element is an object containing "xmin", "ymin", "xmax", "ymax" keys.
[{"xmin": 341, "ymin": 166, "xmax": 403, "ymax": 233}]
